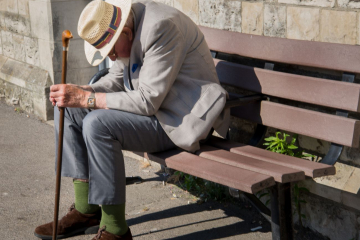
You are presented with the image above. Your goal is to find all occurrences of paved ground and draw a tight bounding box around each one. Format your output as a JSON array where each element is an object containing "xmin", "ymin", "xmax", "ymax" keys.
[{"xmin": 0, "ymin": 100, "xmax": 320, "ymax": 240}]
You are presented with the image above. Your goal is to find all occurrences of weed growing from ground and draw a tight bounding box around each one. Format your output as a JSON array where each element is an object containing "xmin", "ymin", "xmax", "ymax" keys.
[
  {"xmin": 172, "ymin": 171, "xmax": 229, "ymax": 202},
  {"xmin": 262, "ymin": 132, "xmax": 315, "ymax": 227}
]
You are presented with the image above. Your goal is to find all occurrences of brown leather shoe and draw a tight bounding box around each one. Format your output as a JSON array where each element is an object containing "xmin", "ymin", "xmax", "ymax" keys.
[
  {"xmin": 92, "ymin": 226, "xmax": 133, "ymax": 240},
  {"xmin": 34, "ymin": 204, "xmax": 101, "ymax": 239}
]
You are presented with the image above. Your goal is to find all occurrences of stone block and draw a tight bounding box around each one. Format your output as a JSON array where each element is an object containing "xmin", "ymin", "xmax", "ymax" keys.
[
  {"xmin": 7, "ymin": 0, "xmax": 18, "ymax": 14},
  {"xmin": 264, "ymin": 4, "xmax": 286, "ymax": 38},
  {"xmin": 300, "ymin": 179, "xmax": 342, "ymax": 203},
  {"xmin": 300, "ymin": 193, "xmax": 358, "ymax": 240},
  {"xmin": 1, "ymin": 30, "xmax": 14, "ymax": 59},
  {"xmin": 320, "ymin": 10, "xmax": 357, "ymax": 45},
  {"xmin": 4, "ymin": 12, "xmax": 31, "ymax": 36},
  {"xmin": 313, "ymin": 162, "xmax": 355, "ymax": 191},
  {"xmin": 287, "ymin": 7, "xmax": 320, "ymax": 41},
  {"xmin": 24, "ymin": 36, "xmax": 39, "ymax": 66},
  {"xmin": 38, "ymin": 39, "xmax": 54, "ymax": 82},
  {"xmin": 18, "ymin": 0, "xmax": 29, "ymax": 16},
  {"xmin": 0, "ymin": 0, "xmax": 6, "ymax": 11},
  {"xmin": 33, "ymin": 91, "xmax": 53, "ymax": 121},
  {"xmin": 338, "ymin": 0, "xmax": 360, "ymax": 9},
  {"xmin": 29, "ymin": 1, "xmax": 52, "ymax": 41},
  {"xmin": 19, "ymin": 87, "xmax": 33, "ymax": 113},
  {"xmin": 1, "ymin": 80, "xmax": 22, "ymax": 106},
  {"xmin": 341, "ymin": 188, "xmax": 360, "ymax": 211},
  {"xmin": 174, "ymin": 0, "xmax": 199, "ymax": 24},
  {"xmin": 0, "ymin": 55, "xmax": 7, "ymax": 69},
  {"xmin": 12, "ymin": 34, "xmax": 26, "ymax": 62},
  {"xmin": 154, "ymin": 0, "xmax": 173, "ymax": 7},
  {"xmin": 26, "ymin": 66, "xmax": 51, "ymax": 93},
  {"xmin": 1, "ymin": 58, "xmax": 33, "ymax": 85},
  {"xmin": 0, "ymin": 11, "xmax": 5, "ymax": 30},
  {"xmin": 0, "ymin": 35, "xmax": 2, "ymax": 55},
  {"xmin": 343, "ymin": 167, "xmax": 360, "ymax": 194},
  {"xmin": 199, "ymin": 0, "xmax": 242, "ymax": 32},
  {"xmin": 53, "ymin": 38, "xmax": 91, "ymax": 72},
  {"xmin": 341, "ymin": 146, "xmax": 360, "ymax": 165},
  {"xmin": 51, "ymin": 0, "xmax": 89, "ymax": 41},
  {"xmin": 279, "ymin": 0, "xmax": 335, "ymax": 7},
  {"xmin": 298, "ymin": 135, "xmax": 330, "ymax": 155},
  {"xmin": 241, "ymin": 2, "xmax": 263, "ymax": 35}
]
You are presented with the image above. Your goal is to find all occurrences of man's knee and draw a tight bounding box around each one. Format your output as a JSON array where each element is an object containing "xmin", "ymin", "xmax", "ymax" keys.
[
  {"xmin": 54, "ymin": 107, "xmax": 85, "ymax": 122},
  {"xmin": 82, "ymin": 110, "xmax": 113, "ymax": 139}
]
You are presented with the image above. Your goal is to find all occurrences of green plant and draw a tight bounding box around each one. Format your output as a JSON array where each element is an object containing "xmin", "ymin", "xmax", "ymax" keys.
[
  {"xmin": 293, "ymin": 183, "xmax": 309, "ymax": 227},
  {"xmin": 264, "ymin": 132, "xmax": 314, "ymax": 159},
  {"xmin": 14, "ymin": 107, "xmax": 22, "ymax": 113},
  {"xmin": 257, "ymin": 189, "xmax": 270, "ymax": 206},
  {"xmin": 263, "ymin": 132, "xmax": 315, "ymax": 227}
]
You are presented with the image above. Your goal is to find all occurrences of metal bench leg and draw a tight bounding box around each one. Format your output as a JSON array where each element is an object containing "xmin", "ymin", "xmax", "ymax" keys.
[{"xmin": 270, "ymin": 183, "xmax": 293, "ymax": 240}]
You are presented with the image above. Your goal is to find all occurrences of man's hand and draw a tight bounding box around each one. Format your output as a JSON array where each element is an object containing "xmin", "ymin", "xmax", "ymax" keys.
[
  {"xmin": 49, "ymin": 84, "xmax": 91, "ymax": 108},
  {"xmin": 49, "ymin": 84, "xmax": 107, "ymax": 109}
]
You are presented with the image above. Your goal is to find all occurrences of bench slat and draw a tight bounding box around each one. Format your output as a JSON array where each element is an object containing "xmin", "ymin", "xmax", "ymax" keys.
[
  {"xmin": 195, "ymin": 145, "xmax": 305, "ymax": 183},
  {"xmin": 231, "ymin": 101, "xmax": 360, "ymax": 148},
  {"xmin": 200, "ymin": 26, "xmax": 360, "ymax": 74},
  {"xmin": 146, "ymin": 149, "xmax": 275, "ymax": 194},
  {"xmin": 215, "ymin": 59, "xmax": 360, "ymax": 112},
  {"xmin": 208, "ymin": 136, "xmax": 336, "ymax": 178}
]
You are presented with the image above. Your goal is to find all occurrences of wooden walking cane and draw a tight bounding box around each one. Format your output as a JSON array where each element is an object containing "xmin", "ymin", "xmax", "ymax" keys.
[{"xmin": 52, "ymin": 30, "xmax": 73, "ymax": 240}]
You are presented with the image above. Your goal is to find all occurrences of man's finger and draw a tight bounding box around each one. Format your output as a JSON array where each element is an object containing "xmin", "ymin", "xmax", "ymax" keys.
[
  {"xmin": 50, "ymin": 84, "xmax": 64, "ymax": 92},
  {"xmin": 50, "ymin": 91, "xmax": 64, "ymax": 99}
]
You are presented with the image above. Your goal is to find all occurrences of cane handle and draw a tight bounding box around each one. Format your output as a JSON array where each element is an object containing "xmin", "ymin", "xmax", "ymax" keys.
[{"xmin": 62, "ymin": 30, "xmax": 73, "ymax": 48}]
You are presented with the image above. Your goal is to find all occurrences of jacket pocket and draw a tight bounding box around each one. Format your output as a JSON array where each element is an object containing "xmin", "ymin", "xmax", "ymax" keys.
[{"xmin": 191, "ymin": 85, "xmax": 222, "ymax": 118}]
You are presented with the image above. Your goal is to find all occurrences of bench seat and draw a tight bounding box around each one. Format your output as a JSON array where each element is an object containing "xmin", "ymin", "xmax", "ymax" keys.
[{"xmin": 135, "ymin": 136, "xmax": 335, "ymax": 194}]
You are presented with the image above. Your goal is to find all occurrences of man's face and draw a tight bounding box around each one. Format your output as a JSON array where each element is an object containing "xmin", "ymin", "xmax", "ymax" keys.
[{"xmin": 108, "ymin": 27, "xmax": 133, "ymax": 61}]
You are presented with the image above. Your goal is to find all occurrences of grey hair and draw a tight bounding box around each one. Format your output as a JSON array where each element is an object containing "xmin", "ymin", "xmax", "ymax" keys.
[{"xmin": 125, "ymin": 10, "xmax": 134, "ymax": 31}]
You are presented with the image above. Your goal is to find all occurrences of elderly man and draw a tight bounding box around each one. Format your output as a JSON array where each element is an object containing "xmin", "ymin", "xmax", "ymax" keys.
[{"xmin": 34, "ymin": 0, "xmax": 229, "ymax": 239}]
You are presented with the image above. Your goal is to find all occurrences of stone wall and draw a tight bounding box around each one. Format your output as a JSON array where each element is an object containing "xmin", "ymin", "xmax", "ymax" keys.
[
  {"xmin": 154, "ymin": 0, "xmax": 360, "ymax": 239},
  {"xmin": 0, "ymin": 0, "xmax": 97, "ymax": 120},
  {"xmin": 158, "ymin": 0, "xmax": 360, "ymax": 45}
]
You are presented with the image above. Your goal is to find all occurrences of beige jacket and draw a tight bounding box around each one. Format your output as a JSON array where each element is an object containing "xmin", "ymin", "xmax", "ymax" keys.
[{"xmin": 91, "ymin": 0, "xmax": 230, "ymax": 152}]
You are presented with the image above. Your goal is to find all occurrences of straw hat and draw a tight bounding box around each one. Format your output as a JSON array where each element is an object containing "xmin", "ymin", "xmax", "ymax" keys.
[{"xmin": 78, "ymin": 0, "xmax": 132, "ymax": 66}]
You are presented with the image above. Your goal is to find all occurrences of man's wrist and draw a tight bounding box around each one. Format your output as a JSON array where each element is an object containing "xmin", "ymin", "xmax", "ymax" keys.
[{"xmin": 87, "ymin": 92, "xmax": 96, "ymax": 109}]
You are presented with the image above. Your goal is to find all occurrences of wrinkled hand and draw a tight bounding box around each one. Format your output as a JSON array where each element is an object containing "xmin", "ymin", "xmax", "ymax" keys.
[{"xmin": 49, "ymin": 84, "xmax": 91, "ymax": 108}]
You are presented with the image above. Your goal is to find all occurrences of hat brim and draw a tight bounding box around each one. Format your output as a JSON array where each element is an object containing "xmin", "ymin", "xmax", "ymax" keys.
[{"xmin": 84, "ymin": 0, "xmax": 132, "ymax": 66}]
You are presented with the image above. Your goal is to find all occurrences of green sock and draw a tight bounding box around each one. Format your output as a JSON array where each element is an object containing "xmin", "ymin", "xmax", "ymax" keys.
[
  {"xmin": 100, "ymin": 204, "xmax": 128, "ymax": 236},
  {"xmin": 73, "ymin": 180, "xmax": 100, "ymax": 214}
]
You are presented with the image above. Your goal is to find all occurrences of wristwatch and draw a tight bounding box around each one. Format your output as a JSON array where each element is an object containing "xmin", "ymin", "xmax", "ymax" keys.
[{"xmin": 87, "ymin": 92, "xmax": 96, "ymax": 109}]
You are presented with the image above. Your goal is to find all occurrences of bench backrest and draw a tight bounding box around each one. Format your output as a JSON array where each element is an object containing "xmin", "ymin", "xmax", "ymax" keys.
[{"xmin": 199, "ymin": 26, "xmax": 360, "ymax": 148}]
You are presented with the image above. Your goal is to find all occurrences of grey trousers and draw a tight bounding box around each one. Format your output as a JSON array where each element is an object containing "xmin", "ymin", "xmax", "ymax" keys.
[{"xmin": 54, "ymin": 108, "xmax": 176, "ymax": 205}]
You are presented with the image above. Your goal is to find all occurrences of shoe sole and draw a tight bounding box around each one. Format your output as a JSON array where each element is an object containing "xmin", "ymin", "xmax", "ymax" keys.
[{"xmin": 34, "ymin": 225, "xmax": 99, "ymax": 239}]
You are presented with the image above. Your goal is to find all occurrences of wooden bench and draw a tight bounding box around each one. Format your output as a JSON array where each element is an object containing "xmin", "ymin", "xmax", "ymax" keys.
[{"xmin": 89, "ymin": 26, "xmax": 360, "ymax": 240}]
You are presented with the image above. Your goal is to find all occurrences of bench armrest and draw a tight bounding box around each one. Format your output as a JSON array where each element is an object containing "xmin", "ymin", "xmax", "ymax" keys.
[{"xmin": 88, "ymin": 68, "xmax": 110, "ymax": 85}]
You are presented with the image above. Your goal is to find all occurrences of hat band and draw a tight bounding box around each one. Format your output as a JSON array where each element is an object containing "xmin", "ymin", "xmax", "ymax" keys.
[{"xmin": 92, "ymin": 5, "xmax": 122, "ymax": 49}]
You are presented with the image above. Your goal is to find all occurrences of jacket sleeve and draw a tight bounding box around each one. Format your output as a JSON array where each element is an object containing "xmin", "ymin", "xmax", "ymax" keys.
[
  {"xmin": 105, "ymin": 19, "xmax": 187, "ymax": 116},
  {"xmin": 90, "ymin": 60, "xmax": 126, "ymax": 93}
]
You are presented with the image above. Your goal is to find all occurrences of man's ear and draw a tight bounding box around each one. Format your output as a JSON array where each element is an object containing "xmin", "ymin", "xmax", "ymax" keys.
[{"xmin": 122, "ymin": 27, "xmax": 133, "ymax": 41}]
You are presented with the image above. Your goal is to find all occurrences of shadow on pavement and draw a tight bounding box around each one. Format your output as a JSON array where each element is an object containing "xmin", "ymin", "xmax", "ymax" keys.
[{"xmin": 129, "ymin": 201, "xmax": 271, "ymax": 239}]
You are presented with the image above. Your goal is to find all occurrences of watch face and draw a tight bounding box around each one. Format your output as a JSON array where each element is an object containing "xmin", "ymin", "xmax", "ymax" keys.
[{"xmin": 88, "ymin": 98, "xmax": 95, "ymax": 107}]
